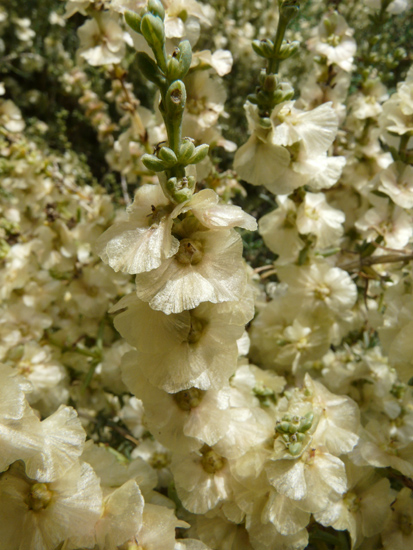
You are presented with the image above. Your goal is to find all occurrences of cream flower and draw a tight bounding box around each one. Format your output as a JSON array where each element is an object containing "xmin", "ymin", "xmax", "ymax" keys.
[
  {"xmin": 266, "ymin": 447, "xmax": 347, "ymax": 513},
  {"xmin": 77, "ymin": 13, "xmax": 125, "ymax": 67},
  {"xmin": 171, "ymin": 445, "xmax": 233, "ymax": 514},
  {"xmin": 134, "ymin": 228, "xmax": 247, "ymax": 314},
  {"xmin": 115, "ymin": 293, "xmax": 250, "ymax": 391},
  {"xmin": 277, "ymin": 261, "xmax": 358, "ymax": 317},
  {"xmin": 314, "ymin": 462, "xmax": 393, "ymax": 548},
  {"xmin": 382, "ymin": 487, "xmax": 413, "ymax": 550},
  {"xmin": 378, "ymin": 162, "xmax": 413, "ymax": 208},
  {"xmin": 235, "ymin": 101, "xmax": 345, "ymax": 194},
  {"xmin": 271, "ymin": 101, "xmax": 339, "ymax": 156},
  {"xmin": 128, "ymin": 371, "xmax": 231, "ymax": 453},
  {"xmin": 0, "ymin": 460, "xmax": 102, "ymax": 550},
  {"xmin": 296, "ymin": 192, "xmax": 345, "ymax": 249},
  {"xmin": 307, "ymin": 11, "xmax": 356, "ymax": 72},
  {"xmin": 258, "ymin": 196, "xmax": 304, "ymax": 265},
  {"xmin": 95, "ymin": 183, "xmax": 177, "ymax": 275}
]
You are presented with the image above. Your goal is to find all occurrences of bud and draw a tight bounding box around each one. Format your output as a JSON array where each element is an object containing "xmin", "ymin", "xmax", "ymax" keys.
[
  {"xmin": 141, "ymin": 153, "xmax": 168, "ymax": 172},
  {"xmin": 165, "ymin": 80, "xmax": 186, "ymax": 120},
  {"xmin": 140, "ymin": 12, "xmax": 165, "ymax": 48},
  {"xmin": 166, "ymin": 56, "xmax": 182, "ymax": 81},
  {"xmin": 252, "ymin": 39, "xmax": 274, "ymax": 59},
  {"xmin": 158, "ymin": 146, "xmax": 178, "ymax": 167},
  {"xmin": 124, "ymin": 10, "xmax": 142, "ymax": 34},
  {"xmin": 187, "ymin": 144, "xmax": 209, "ymax": 165},
  {"xmin": 148, "ymin": 0, "xmax": 165, "ymax": 20},
  {"xmin": 279, "ymin": 0, "xmax": 300, "ymax": 21},
  {"xmin": 178, "ymin": 139, "xmax": 196, "ymax": 164},
  {"xmin": 166, "ymin": 176, "xmax": 195, "ymax": 203},
  {"xmin": 278, "ymin": 40, "xmax": 300, "ymax": 60}
]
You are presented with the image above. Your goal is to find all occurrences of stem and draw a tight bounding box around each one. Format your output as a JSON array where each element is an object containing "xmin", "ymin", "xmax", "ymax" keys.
[
  {"xmin": 267, "ymin": 13, "xmax": 289, "ymax": 74},
  {"xmin": 340, "ymin": 252, "xmax": 413, "ymax": 272},
  {"xmin": 166, "ymin": 119, "xmax": 182, "ymax": 155}
]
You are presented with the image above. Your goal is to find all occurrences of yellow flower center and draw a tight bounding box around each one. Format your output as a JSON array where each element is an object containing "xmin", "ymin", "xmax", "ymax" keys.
[
  {"xmin": 26, "ymin": 483, "xmax": 53, "ymax": 512},
  {"xmin": 173, "ymin": 387, "xmax": 206, "ymax": 411},
  {"xmin": 175, "ymin": 238, "xmax": 203, "ymax": 265},
  {"xmin": 200, "ymin": 445, "xmax": 226, "ymax": 474}
]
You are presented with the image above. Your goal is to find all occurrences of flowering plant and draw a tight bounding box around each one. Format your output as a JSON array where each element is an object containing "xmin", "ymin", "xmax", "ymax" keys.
[{"xmin": 1, "ymin": 0, "xmax": 413, "ymax": 549}]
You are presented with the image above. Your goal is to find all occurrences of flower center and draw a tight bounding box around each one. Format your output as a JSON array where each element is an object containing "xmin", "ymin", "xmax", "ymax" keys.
[
  {"xmin": 26, "ymin": 483, "xmax": 53, "ymax": 512},
  {"xmin": 173, "ymin": 387, "xmax": 206, "ymax": 411},
  {"xmin": 187, "ymin": 314, "xmax": 206, "ymax": 344},
  {"xmin": 175, "ymin": 238, "xmax": 203, "ymax": 265},
  {"xmin": 200, "ymin": 445, "xmax": 226, "ymax": 474}
]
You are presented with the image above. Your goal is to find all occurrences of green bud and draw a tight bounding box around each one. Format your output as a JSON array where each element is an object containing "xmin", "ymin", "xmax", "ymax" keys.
[
  {"xmin": 136, "ymin": 52, "xmax": 167, "ymax": 89},
  {"xmin": 177, "ymin": 40, "xmax": 192, "ymax": 77},
  {"xmin": 279, "ymin": 0, "xmax": 300, "ymax": 21},
  {"xmin": 166, "ymin": 176, "xmax": 195, "ymax": 203},
  {"xmin": 178, "ymin": 139, "xmax": 196, "ymax": 163},
  {"xmin": 288, "ymin": 442, "xmax": 302, "ymax": 456},
  {"xmin": 299, "ymin": 412, "xmax": 314, "ymax": 433},
  {"xmin": 276, "ymin": 421, "xmax": 291, "ymax": 434},
  {"xmin": 141, "ymin": 153, "xmax": 168, "ymax": 172},
  {"xmin": 141, "ymin": 13, "xmax": 165, "ymax": 48},
  {"xmin": 247, "ymin": 94, "xmax": 259, "ymax": 105},
  {"xmin": 166, "ymin": 57, "xmax": 182, "ymax": 81},
  {"xmin": 278, "ymin": 40, "xmax": 300, "ymax": 60},
  {"xmin": 166, "ymin": 41, "xmax": 192, "ymax": 81},
  {"xmin": 148, "ymin": 0, "xmax": 165, "ymax": 20},
  {"xmin": 187, "ymin": 144, "xmax": 209, "ymax": 165},
  {"xmin": 158, "ymin": 146, "xmax": 178, "ymax": 166},
  {"xmin": 165, "ymin": 80, "xmax": 186, "ymax": 119},
  {"xmin": 124, "ymin": 10, "xmax": 142, "ymax": 34},
  {"xmin": 252, "ymin": 39, "xmax": 274, "ymax": 59},
  {"xmin": 287, "ymin": 422, "xmax": 298, "ymax": 434}
]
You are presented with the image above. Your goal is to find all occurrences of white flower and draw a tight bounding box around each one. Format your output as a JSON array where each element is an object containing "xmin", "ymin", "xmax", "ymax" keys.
[
  {"xmin": 77, "ymin": 13, "xmax": 125, "ymax": 67},
  {"xmin": 128, "ymin": 372, "xmax": 232, "ymax": 453},
  {"xmin": 307, "ymin": 11, "xmax": 356, "ymax": 72},
  {"xmin": 192, "ymin": 49, "xmax": 233, "ymax": 76},
  {"xmin": 296, "ymin": 192, "xmax": 345, "ymax": 249},
  {"xmin": 0, "ymin": 460, "xmax": 102, "ymax": 550},
  {"xmin": 116, "ymin": 294, "xmax": 250, "ymax": 391},
  {"xmin": 171, "ymin": 445, "xmax": 233, "ymax": 513},
  {"xmin": 277, "ymin": 261, "xmax": 358, "ymax": 317},
  {"xmin": 271, "ymin": 101, "xmax": 339, "ymax": 156},
  {"xmin": 95, "ymin": 183, "xmax": 177, "ymax": 275},
  {"xmin": 258, "ymin": 196, "xmax": 304, "ymax": 265},
  {"xmin": 134, "ymin": 228, "xmax": 247, "ymax": 314},
  {"xmin": 378, "ymin": 162, "xmax": 413, "ymax": 208}
]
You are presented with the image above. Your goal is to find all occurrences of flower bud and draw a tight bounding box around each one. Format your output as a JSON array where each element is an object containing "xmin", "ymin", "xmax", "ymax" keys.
[
  {"xmin": 165, "ymin": 80, "xmax": 186, "ymax": 120},
  {"xmin": 187, "ymin": 144, "xmax": 209, "ymax": 165},
  {"xmin": 141, "ymin": 153, "xmax": 168, "ymax": 172},
  {"xmin": 280, "ymin": 0, "xmax": 300, "ymax": 22},
  {"xmin": 278, "ymin": 40, "xmax": 300, "ymax": 60},
  {"xmin": 252, "ymin": 39, "xmax": 274, "ymax": 59},
  {"xmin": 141, "ymin": 13, "xmax": 165, "ymax": 48},
  {"xmin": 148, "ymin": 0, "xmax": 165, "ymax": 20},
  {"xmin": 178, "ymin": 139, "xmax": 196, "ymax": 164},
  {"xmin": 158, "ymin": 146, "xmax": 178, "ymax": 167},
  {"xmin": 124, "ymin": 10, "xmax": 142, "ymax": 34}
]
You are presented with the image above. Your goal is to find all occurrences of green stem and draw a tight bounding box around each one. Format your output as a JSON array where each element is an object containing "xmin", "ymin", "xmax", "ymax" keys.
[
  {"xmin": 267, "ymin": 13, "xmax": 289, "ymax": 74},
  {"xmin": 165, "ymin": 119, "xmax": 182, "ymax": 155}
]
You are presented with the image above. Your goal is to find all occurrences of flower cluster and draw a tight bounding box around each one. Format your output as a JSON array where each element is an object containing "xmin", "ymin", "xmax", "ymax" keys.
[{"xmin": 1, "ymin": 0, "xmax": 413, "ymax": 549}]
